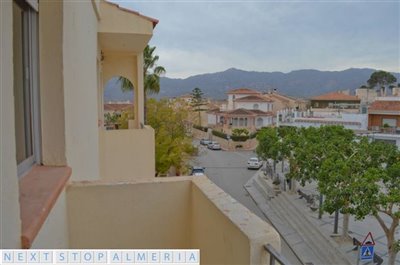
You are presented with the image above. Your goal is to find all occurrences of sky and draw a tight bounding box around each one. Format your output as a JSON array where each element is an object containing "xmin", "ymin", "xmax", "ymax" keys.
[{"xmin": 112, "ymin": 0, "xmax": 400, "ymax": 78}]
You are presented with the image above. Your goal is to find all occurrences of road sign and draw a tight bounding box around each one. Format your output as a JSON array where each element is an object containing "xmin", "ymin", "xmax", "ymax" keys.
[
  {"xmin": 360, "ymin": 245, "xmax": 374, "ymax": 261},
  {"xmin": 357, "ymin": 232, "xmax": 375, "ymax": 264},
  {"xmin": 361, "ymin": 232, "xmax": 375, "ymax": 246}
]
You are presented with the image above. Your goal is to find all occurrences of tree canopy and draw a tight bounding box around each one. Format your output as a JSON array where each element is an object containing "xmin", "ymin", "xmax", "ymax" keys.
[
  {"xmin": 257, "ymin": 125, "xmax": 400, "ymax": 263},
  {"xmin": 146, "ymin": 98, "xmax": 195, "ymax": 175}
]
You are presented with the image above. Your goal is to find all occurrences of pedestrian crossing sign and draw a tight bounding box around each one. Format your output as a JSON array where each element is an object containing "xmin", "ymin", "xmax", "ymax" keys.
[{"xmin": 360, "ymin": 245, "xmax": 374, "ymax": 261}]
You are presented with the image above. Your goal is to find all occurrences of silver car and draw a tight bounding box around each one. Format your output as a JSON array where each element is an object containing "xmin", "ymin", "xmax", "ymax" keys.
[{"xmin": 247, "ymin": 157, "xmax": 262, "ymax": 169}]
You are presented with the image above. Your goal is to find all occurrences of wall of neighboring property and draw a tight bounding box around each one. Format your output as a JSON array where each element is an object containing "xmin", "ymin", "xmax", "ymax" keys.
[
  {"xmin": 207, "ymin": 113, "xmax": 217, "ymax": 125},
  {"xmin": 63, "ymin": 1, "xmax": 100, "ymax": 181},
  {"xmin": 0, "ymin": 0, "xmax": 22, "ymax": 248}
]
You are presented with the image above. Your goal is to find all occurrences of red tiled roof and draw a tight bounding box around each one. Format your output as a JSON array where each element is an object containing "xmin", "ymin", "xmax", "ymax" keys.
[
  {"xmin": 311, "ymin": 92, "xmax": 360, "ymax": 101},
  {"xmin": 226, "ymin": 108, "xmax": 273, "ymax": 116},
  {"xmin": 227, "ymin": 88, "xmax": 261, "ymax": 95},
  {"xmin": 104, "ymin": 103, "xmax": 133, "ymax": 111},
  {"xmin": 104, "ymin": 0, "xmax": 159, "ymax": 28},
  {"xmin": 234, "ymin": 95, "xmax": 273, "ymax": 102},
  {"xmin": 369, "ymin": 101, "xmax": 400, "ymax": 112}
]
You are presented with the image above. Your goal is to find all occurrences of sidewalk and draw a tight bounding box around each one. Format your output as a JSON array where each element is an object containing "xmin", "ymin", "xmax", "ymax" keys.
[{"xmin": 245, "ymin": 163, "xmax": 400, "ymax": 265}]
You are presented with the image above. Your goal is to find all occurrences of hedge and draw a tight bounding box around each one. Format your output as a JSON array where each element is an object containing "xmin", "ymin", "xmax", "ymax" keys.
[
  {"xmin": 212, "ymin": 130, "xmax": 228, "ymax": 140},
  {"xmin": 193, "ymin": 124, "xmax": 208, "ymax": 132}
]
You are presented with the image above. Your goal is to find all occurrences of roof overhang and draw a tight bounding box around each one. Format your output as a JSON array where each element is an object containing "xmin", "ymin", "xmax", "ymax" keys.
[{"xmin": 99, "ymin": 1, "xmax": 157, "ymax": 53}]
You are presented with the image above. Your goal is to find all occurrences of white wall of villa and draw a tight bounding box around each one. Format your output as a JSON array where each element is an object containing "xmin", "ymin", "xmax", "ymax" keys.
[{"xmin": 235, "ymin": 101, "xmax": 272, "ymax": 112}]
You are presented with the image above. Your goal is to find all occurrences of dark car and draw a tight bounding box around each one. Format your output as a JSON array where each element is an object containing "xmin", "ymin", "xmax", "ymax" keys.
[{"xmin": 191, "ymin": 166, "xmax": 205, "ymax": 176}]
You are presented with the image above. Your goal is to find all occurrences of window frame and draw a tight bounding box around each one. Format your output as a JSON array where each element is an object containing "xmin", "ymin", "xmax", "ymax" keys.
[{"xmin": 14, "ymin": 0, "xmax": 41, "ymax": 177}]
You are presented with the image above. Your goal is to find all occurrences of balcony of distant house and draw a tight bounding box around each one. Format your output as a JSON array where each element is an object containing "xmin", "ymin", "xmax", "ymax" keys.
[
  {"xmin": 368, "ymin": 99, "xmax": 400, "ymax": 134},
  {"xmin": 310, "ymin": 91, "xmax": 361, "ymax": 113}
]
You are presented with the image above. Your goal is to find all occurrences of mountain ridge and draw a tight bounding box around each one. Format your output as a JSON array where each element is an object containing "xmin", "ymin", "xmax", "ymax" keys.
[{"xmin": 104, "ymin": 68, "xmax": 400, "ymax": 102}]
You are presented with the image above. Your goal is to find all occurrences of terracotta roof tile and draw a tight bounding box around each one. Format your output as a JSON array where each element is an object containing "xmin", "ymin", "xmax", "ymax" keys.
[
  {"xmin": 104, "ymin": 0, "xmax": 159, "ymax": 28},
  {"xmin": 225, "ymin": 108, "xmax": 273, "ymax": 116},
  {"xmin": 234, "ymin": 95, "xmax": 273, "ymax": 102},
  {"xmin": 369, "ymin": 101, "xmax": 400, "ymax": 112},
  {"xmin": 227, "ymin": 88, "xmax": 261, "ymax": 95},
  {"xmin": 311, "ymin": 92, "xmax": 360, "ymax": 101}
]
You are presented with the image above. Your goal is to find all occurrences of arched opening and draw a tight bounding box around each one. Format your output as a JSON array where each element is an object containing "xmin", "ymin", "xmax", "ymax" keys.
[
  {"xmin": 253, "ymin": 104, "xmax": 259, "ymax": 109},
  {"xmin": 103, "ymin": 76, "xmax": 135, "ymax": 130},
  {"xmin": 257, "ymin": 117, "xmax": 263, "ymax": 127}
]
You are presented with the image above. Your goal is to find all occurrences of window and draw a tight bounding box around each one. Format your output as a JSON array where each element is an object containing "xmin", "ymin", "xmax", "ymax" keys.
[
  {"xmin": 253, "ymin": 104, "xmax": 259, "ymax": 109},
  {"xmin": 13, "ymin": 0, "xmax": 40, "ymax": 176},
  {"xmin": 382, "ymin": 118, "xmax": 396, "ymax": 128}
]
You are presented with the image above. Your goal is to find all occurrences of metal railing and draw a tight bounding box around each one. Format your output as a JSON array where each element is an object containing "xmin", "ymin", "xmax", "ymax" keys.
[{"xmin": 264, "ymin": 244, "xmax": 292, "ymax": 265}]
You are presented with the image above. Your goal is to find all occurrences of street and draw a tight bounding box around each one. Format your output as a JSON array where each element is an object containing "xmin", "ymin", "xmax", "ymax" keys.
[{"xmin": 191, "ymin": 143, "xmax": 302, "ymax": 265}]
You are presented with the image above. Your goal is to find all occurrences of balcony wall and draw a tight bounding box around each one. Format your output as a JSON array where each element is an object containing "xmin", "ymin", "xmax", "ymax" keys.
[
  {"xmin": 66, "ymin": 176, "xmax": 280, "ymax": 264},
  {"xmin": 99, "ymin": 126, "xmax": 155, "ymax": 180}
]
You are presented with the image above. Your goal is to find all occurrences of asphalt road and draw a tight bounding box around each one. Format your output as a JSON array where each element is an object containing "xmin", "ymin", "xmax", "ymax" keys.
[{"xmin": 191, "ymin": 143, "xmax": 302, "ymax": 265}]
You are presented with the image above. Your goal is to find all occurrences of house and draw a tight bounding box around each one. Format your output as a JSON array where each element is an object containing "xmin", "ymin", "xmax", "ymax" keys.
[
  {"xmin": 264, "ymin": 90, "xmax": 308, "ymax": 113},
  {"xmin": 208, "ymin": 88, "xmax": 274, "ymax": 131},
  {"xmin": 1, "ymin": 0, "xmax": 280, "ymax": 262},
  {"xmin": 368, "ymin": 97, "xmax": 400, "ymax": 132},
  {"xmin": 277, "ymin": 90, "xmax": 366, "ymax": 131},
  {"xmin": 310, "ymin": 91, "xmax": 361, "ymax": 112}
]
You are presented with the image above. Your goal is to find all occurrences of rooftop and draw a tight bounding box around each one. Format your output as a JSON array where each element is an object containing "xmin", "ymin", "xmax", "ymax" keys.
[
  {"xmin": 234, "ymin": 95, "xmax": 273, "ymax": 102},
  {"xmin": 311, "ymin": 92, "xmax": 360, "ymax": 101},
  {"xmin": 369, "ymin": 100, "xmax": 400, "ymax": 112},
  {"xmin": 227, "ymin": 88, "xmax": 261, "ymax": 95},
  {"xmin": 104, "ymin": 0, "xmax": 159, "ymax": 28}
]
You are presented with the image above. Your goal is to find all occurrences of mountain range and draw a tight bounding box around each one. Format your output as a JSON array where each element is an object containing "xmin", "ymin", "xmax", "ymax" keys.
[{"xmin": 104, "ymin": 68, "xmax": 400, "ymax": 102}]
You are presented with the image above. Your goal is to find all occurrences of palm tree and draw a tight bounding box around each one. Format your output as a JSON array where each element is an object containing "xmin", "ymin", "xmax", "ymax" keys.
[{"xmin": 118, "ymin": 45, "xmax": 166, "ymax": 122}]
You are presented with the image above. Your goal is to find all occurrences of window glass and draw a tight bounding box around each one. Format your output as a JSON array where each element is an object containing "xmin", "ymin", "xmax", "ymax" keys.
[{"xmin": 13, "ymin": 1, "xmax": 40, "ymax": 174}]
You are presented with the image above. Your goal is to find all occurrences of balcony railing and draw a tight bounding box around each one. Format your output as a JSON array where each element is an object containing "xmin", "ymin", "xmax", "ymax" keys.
[{"xmin": 264, "ymin": 244, "xmax": 292, "ymax": 265}]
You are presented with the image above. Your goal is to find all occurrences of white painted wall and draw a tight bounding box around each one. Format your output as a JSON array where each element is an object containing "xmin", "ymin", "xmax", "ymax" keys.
[
  {"xmin": 63, "ymin": 1, "xmax": 100, "ymax": 181},
  {"xmin": 235, "ymin": 102, "xmax": 271, "ymax": 112},
  {"xmin": 0, "ymin": 0, "xmax": 22, "ymax": 248},
  {"xmin": 207, "ymin": 113, "xmax": 217, "ymax": 125}
]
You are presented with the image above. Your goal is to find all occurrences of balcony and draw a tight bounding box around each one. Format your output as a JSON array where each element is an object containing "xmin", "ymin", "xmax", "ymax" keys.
[
  {"xmin": 99, "ymin": 126, "xmax": 155, "ymax": 180},
  {"xmin": 66, "ymin": 176, "xmax": 281, "ymax": 264}
]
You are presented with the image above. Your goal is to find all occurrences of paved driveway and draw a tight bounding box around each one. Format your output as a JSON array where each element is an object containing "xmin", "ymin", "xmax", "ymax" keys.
[{"xmin": 191, "ymin": 143, "xmax": 302, "ymax": 265}]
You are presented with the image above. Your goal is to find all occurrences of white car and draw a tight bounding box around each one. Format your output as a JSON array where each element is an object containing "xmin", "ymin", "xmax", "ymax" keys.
[{"xmin": 247, "ymin": 157, "xmax": 263, "ymax": 169}]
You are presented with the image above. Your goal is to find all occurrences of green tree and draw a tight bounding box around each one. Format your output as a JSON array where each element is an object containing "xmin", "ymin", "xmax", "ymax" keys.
[
  {"xmin": 146, "ymin": 98, "xmax": 195, "ymax": 175},
  {"xmin": 256, "ymin": 127, "xmax": 280, "ymax": 176},
  {"xmin": 118, "ymin": 45, "xmax": 166, "ymax": 122},
  {"xmin": 350, "ymin": 141, "xmax": 399, "ymax": 265},
  {"xmin": 367, "ymin": 70, "xmax": 397, "ymax": 97},
  {"xmin": 190, "ymin": 87, "xmax": 207, "ymax": 126},
  {"xmin": 232, "ymin": 128, "xmax": 249, "ymax": 137}
]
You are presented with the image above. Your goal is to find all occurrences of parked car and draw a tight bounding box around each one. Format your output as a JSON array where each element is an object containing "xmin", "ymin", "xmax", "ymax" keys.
[
  {"xmin": 191, "ymin": 166, "xmax": 205, "ymax": 176},
  {"xmin": 200, "ymin": 139, "xmax": 211, "ymax": 145},
  {"xmin": 247, "ymin": 157, "xmax": 263, "ymax": 169},
  {"xmin": 209, "ymin": 142, "xmax": 221, "ymax": 150}
]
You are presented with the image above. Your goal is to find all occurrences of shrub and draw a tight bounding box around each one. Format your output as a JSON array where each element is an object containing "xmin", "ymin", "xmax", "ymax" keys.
[
  {"xmin": 193, "ymin": 124, "xmax": 208, "ymax": 132},
  {"xmin": 231, "ymin": 135, "xmax": 249, "ymax": 142},
  {"xmin": 212, "ymin": 130, "xmax": 228, "ymax": 139}
]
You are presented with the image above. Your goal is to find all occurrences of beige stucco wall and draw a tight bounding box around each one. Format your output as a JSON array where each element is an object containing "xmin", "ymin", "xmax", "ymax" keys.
[
  {"xmin": 191, "ymin": 177, "xmax": 280, "ymax": 265},
  {"xmin": 63, "ymin": 1, "xmax": 100, "ymax": 181},
  {"xmin": 39, "ymin": 0, "xmax": 67, "ymax": 166},
  {"xmin": 0, "ymin": 0, "xmax": 22, "ymax": 248},
  {"xmin": 99, "ymin": 126, "xmax": 155, "ymax": 180},
  {"xmin": 190, "ymin": 182, "xmax": 250, "ymax": 264},
  {"xmin": 31, "ymin": 191, "xmax": 69, "ymax": 249},
  {"xmin": 66, "ymin": 177, "xmax": 281, "ymax": 264},
  {"xmin": 67, "ymin": 179, "xmax": 192, "ymax": 248}
]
